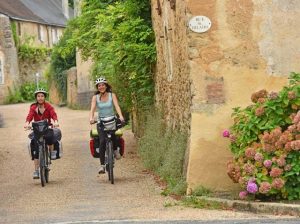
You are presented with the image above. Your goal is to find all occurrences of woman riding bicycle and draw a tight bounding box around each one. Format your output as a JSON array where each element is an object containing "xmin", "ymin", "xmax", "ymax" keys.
[
  {"xmin": 24, "ymin": 88, "xmax": 61, "ymax": 179},
  {"xmin": 89, "ymin": 77, "xmax": 125, "ymax": 174}
]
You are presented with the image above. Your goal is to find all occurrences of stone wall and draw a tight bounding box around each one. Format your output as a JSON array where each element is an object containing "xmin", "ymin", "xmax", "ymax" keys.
[
  {"xmin": 18, "ymin": 57, "xmax": 50, "ymax": 84},
  {"xmin": 17, "ymin": 21, "xmax": 63, "ymax": 84},
  {"xmin": 66, "ymin": 64, "xmax": 94, "ymax": 109},
  {"xmin": 76, "ymin": 51, "xmax": 94, "ymax": 93},
  {"xmin": 151, "ymin": 0, "xmax": 191, "ymax": 132},
  {"xmin": 76, "ymin": 91, "xmax": 94, "ymax": 109},
  {"xmin": 0, "ymin": 17, "xmax": 65, "ymax": 103},
  {"xmin": 67, "ymin": 67, "xmax": 77, "ymax": 106},
  {"xmin": 49, "ymin": 80, "xmax": 61, "ymax": 105},
  {"xmin": 74, "ymin": 51, "xmax": 94, "ymax": 109},
  {"xmin": 17, "ymin": 21, "xmax": 64, "ymax": 48},
  {"xmin": 151, "ymin": 0, "xmax": 300, "ymax": 192},
  {"xmin": 0, "ymin": 14, "xmax": 19, "ymax": 104}
]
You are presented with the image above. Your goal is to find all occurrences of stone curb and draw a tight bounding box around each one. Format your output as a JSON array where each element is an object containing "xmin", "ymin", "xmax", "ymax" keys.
[{"xmin": 197, "ymin": 196, "xmax": 300, "ymax": 217}]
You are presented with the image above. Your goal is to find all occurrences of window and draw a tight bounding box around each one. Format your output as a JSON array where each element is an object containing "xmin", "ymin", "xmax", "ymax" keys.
[
  {"xmin": 38, "ymin": 25, "xmax": 45, "ymax": 42},
  {"xmin": 17, "ymin": 22, "xmax": 21, "ymax": 36},
  {"xmin": 0, "ymin": 59, "xmax": 4, "ymax": 84},
  {"xmin": 164, "ymin": 24, "xmax": 173, "ymax": 81},
  {"xmin": 57, "ymin": 29, "xmax": 63, "ymax": 41},
  {"xmin": 52, "ymin": 28, "xmax": 58, "ymax": 44}
]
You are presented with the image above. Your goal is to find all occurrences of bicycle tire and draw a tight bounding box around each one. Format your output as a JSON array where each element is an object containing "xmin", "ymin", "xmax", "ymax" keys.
[
  {"xmin": 105, "ymin": 142, "xmax": 110, "ymax": 180},
  {"xmin": 45, "ymin": 146, "xmax": 49, "ymax": 183},
  {"xmin": 39, "ymin": 145, "xmax": 46, "ymax": 187},
  {"xmin": 107, "ymin": 140, "xmax": 114, "ymax": 184}
]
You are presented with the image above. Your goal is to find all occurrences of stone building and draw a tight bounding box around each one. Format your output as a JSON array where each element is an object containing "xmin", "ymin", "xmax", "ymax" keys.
[
  {"xmin": 66, "ymin": 0, "xmax": 94, "ymax": 109},
  {"xmin": 0, "ymin": 0, "xmax": 72, "ymax": 104},
  {"xmin": 151, "ymin": 0, "xmax": 300, "ymax": 192}
]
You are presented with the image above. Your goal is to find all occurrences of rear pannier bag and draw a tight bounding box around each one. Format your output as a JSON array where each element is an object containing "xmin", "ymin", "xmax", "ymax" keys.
[{"xmin": 89, "ymin": 136, "xmax": 100, "ymax": 158}]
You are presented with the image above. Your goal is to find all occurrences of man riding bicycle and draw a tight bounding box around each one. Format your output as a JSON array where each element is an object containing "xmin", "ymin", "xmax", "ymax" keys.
[
  {"xmin": 89, "ymin": 77, "xmax": 125, "ymax": 174},
  {"xmin": 24, "ymin": 88, "xmax": 61, "ymax": 179}
]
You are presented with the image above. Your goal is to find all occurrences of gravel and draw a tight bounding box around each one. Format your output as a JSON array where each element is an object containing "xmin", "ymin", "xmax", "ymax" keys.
[{"xmin": 0, "ymin": 103, "xmax": 296, "ymax": 224}]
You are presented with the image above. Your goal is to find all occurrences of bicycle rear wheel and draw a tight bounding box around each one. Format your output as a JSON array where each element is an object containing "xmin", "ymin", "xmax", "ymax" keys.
[
  {"xmin": 107, "ymin": 140, "xmax": 114, "ymax": 184},
  {"xmin": 39, "ymin": 145, "xmax": 46, "ymax": 187}
]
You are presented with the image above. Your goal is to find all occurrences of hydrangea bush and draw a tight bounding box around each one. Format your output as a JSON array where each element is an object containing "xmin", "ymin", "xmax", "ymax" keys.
[{"xmin": 224, "ymin": 73, "xmax": 300, "ymax": 200}]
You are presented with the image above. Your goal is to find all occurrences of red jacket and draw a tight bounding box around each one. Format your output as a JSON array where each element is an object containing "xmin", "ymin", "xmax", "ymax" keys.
[{"xmin": 26, "ymin": 102, "xmax": 58, "ymax": 125}]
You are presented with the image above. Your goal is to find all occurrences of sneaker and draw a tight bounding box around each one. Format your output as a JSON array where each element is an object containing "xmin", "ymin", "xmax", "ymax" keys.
[
  {"xmin": 98, "ymin": 165, "xmax": 106, "ymax": 174},
  {"xmin": 50, "ymin": 151, "xmax": 57, "ymax": 160},
  {"xmin": 33, "ymin": 170, "xmax": 39, "ymax": 179},
  {"xmin": 114, "ymin": 149, "xmax": 121, "ymax": 160}
]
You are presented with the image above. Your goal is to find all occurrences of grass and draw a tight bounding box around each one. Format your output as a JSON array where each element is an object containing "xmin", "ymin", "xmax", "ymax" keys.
[
  {"xmin": 138, "ymin": 110, "xmax": 188, "ymax": 196},
  {"xmin": 191, "ymin": 186, "xmax": 212, "ymax": 197},
  {"xmin": 181, "ymin": 196, "xmax": 228, "ymax": 210}
]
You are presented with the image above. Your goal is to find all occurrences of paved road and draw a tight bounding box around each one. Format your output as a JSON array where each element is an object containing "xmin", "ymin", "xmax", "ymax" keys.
[
  {"xmin": 0, "ymin": 103, "xmax": 298, "ymax": 224},
  {"xmin": 51, "ymin": 219, "xmax": 300, "ymax": 224}
]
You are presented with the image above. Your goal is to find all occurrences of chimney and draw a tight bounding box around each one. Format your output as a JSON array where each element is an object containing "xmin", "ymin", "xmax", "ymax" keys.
[{"xmin": 62, "ymin": 0, "xmax": 69, "ymax": 19}]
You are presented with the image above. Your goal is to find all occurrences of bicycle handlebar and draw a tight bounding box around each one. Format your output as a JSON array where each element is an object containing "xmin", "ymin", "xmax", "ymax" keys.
[
  {"xmin": 24, "ymin": 125, "xmax": 55, "ymax": 131},
  {"xmin": 90, "ymin": 119, "xmax": 126, "ymax": 126}
]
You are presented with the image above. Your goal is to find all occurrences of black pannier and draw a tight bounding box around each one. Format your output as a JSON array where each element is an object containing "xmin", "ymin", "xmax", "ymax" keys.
[{"xmin": 32, "ymin": 120, "xmax": 48, "ymax": 137}]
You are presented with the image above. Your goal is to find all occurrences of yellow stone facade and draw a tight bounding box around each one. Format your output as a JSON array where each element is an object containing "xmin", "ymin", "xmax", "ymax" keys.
[{"xmin": 151, "ymin": 0, "xmax": 300, "ymax": 192}]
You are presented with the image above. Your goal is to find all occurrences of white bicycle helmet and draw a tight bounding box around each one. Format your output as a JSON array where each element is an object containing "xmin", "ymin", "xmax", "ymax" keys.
[
  {"xmin": 95, "ymin": 77, "xmax": 107, "ymax": 86},
  {"xmin": 34, "ymin": 88, "xmax": 48, "ymax": 97}
]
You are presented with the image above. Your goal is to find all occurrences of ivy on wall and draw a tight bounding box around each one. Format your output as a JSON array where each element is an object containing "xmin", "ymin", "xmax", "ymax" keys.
[
  {"xmin": 59, "ymin": 0, "xmax": 156, "ymax": 113},
  {"xmin": 47, "ymin": 26, "xmax": 76, "ymax": 102},
  {"xmin": 18, "ymin": 44, "xmax": 51, "ymax": 63},
  {"xmin": 11, "ymin": 22, "xmax": 51, "ymax": 63}
]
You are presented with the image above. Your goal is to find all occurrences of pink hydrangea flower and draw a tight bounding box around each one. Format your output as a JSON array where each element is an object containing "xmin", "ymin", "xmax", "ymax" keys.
[
  {"xmin": 239, "ymin": 191, "xmax": 248, "ymax": 200},
  {"xmin": 277, "ymin": 157, "xmax": 286, "ymax": 167},
  {"xmin": 284, "ymin": 142, "xmax": 292, "ymax": 152},
  {"xmin": 245, "ymin": 147, "xmax": 256, "ymax": 159},
  {"xmin": 243, "ymin": 163, "xmax": 255, "ymax": 175},
  {"xmin": 293, "ymin": 111, "xmax": 300, "ymax": 124},
  {"xmin": 255, "ymin": 107, "xmax": 265, "ymax": 117},
  {"xmin": 259, "ymin": 182, "xmax": 271, "ymax": 194},
  {"xmin": 263, "ymin": 160, "xmax": 272, "ymax": 168},
  {"xmin": 291, "ymin": 140, "xmax": 300, "ymax": 151},
  {"xmin": 247, "ymin": 181, "xmax": 258, "ymax": 194},
  {"xmin": 270, "ymin": 167, "xmax": 283, "ymax": 177},
  {"xmin": 223, "ymin": 129, "xmax": 230, "ymax": 137},
  {"xmin": 254, "ymin": 153, "xmax": 263, "ymax": 161},
  {"xmin": 271, "ymin": 178, "xmax": 285, "ymax": 190}
]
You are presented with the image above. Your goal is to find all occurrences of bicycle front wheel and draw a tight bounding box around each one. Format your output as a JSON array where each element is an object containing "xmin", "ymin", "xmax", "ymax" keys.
[
  {"xmin": 39, "ymin": 145, "xmax": 46, "ymax": 187},
  {"xmin": 45, "ymin": 146, "xmax": 49, "ymax": 183},
  {"xmin": 107, "ymin": 140, "xmax": 114, "ymax": 184}
]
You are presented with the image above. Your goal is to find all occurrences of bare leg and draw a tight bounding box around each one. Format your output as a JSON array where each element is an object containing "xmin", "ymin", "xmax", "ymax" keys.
[
  {"xmin": 34, "ymin": 159, "xmax": 39, "ymax": 170},
  {"xmin": 48, "ymin": 144, "xmax": 54, "ymax": 152}
]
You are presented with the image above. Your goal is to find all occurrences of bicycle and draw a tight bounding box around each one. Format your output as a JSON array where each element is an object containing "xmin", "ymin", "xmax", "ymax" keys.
[
  {"xmin": 31, "ymin": 120, "xmax": 51, "ymax": 187},
  {"xmin": 92, "ymin": 116, "xmax": 123, "ymax": 184},
  {"xmin": 105, "ymin": 127, "xmax": 115, "ymax": 184}
]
